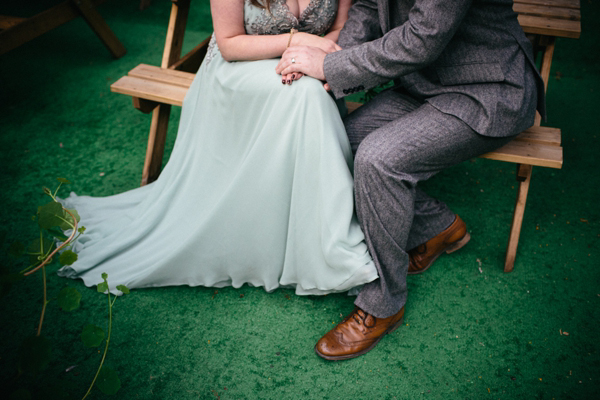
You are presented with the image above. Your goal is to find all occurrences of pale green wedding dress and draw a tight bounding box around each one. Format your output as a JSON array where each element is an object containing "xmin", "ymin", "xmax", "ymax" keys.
[{"xmin": 58, "ymin": 0, "xmax": 378, "ymax": 294}]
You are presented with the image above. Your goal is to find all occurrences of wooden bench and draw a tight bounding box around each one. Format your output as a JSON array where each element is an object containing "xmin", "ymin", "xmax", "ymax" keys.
[{"xmin": 110, "ymin": 0, "xmax": 580, "ymax": 272}]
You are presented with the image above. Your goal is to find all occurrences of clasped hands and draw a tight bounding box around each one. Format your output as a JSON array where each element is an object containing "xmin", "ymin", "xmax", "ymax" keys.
[{"xmin": 275, "ymin": 32, "xmax": 340, "ymax": 89}]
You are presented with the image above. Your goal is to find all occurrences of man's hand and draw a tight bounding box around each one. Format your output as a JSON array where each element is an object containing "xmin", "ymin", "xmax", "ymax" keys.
[
  {"xmin": 292, "ymin": 32, "xmax": 342, "ymax": 54},
  {"xmin": 275, "ymin": 46, "xmax": 328, "ymax": 81}
]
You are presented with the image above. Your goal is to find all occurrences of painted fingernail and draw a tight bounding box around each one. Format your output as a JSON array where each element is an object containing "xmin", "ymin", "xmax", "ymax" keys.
[
  {"xmin": 282, "ymin": 80, "xmax": 285, "ymax": 84},
  {"xmin": 292, "ymin": 74, "xmax": 296, "ymax": 79},
  {"xmin": 287, "ymin": 80, "xmax": 291, "ymax": 84}
]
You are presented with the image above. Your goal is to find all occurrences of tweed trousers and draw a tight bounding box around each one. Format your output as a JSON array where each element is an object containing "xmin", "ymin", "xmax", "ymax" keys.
[{"xmin": 345, "ymin": 90, "xmax": 516, "ymax": 318}]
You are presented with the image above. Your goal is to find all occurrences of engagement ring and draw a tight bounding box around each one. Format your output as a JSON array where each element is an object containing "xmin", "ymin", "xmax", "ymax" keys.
[{"xmin": 291, "ymin": 58, "xmax": 296, "ymax": 64}]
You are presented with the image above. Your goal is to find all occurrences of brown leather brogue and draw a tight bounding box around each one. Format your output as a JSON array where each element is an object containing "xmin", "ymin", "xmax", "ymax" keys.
[
  {"xmin": 314, "ymin": 306, "xmax": 405, "ymax": 360},
  {"xmin": 407, "ymin": 215, "xmax": 470, "ymax": 275}
]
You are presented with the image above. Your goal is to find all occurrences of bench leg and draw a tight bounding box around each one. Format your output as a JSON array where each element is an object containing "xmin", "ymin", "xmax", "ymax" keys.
[
  {"xmin": 141, "ymin": 104, "xmax": 171, "ymax": 186},
  {"xmin": 504, "ymin": 164, "xmax": 533, "ymax": 272}
]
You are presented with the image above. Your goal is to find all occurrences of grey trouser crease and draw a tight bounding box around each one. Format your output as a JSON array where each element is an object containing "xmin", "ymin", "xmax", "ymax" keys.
[{"xmin": 345, "ymin": 90, "xmax": 516, "ymax": 318}]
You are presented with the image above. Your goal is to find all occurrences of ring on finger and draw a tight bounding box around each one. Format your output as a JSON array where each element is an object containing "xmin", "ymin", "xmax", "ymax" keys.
[{"xmin": 291, "ymin": 58, "xmax": 296, "ymax": 64}]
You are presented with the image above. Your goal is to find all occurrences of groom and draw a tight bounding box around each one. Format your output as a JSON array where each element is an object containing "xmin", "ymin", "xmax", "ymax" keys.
[{"xmin": 276, "ymin": 0, "xmax": 544, "ymax": 360}]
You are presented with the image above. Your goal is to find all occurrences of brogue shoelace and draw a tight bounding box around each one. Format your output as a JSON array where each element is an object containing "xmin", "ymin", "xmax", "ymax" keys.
[
  {"xmin": 415, "ymin": 244, "xmax": 427, "ymax": 255},
  {"xmin": 352, "ymin": 308, "xmax": 376, "ymax": 328}
]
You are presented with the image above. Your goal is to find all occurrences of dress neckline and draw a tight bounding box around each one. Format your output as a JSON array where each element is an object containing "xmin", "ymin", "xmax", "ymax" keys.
[{"xmin": 282, "ymin": 0, "xmax": 318, "ymax": 23}]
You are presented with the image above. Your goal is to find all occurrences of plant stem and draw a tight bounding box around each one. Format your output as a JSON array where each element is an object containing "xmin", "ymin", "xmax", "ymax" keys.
[
  {"xmin": 82, "ymin": 292, "xmax": 113, "ymax": 400},
  {"xmin": 24, "ymin": 208, "xmax": 78, "ymax": 277},
  {"xmin": 52, "ymin": 183, "xmax": 62, "ymax": 199},
  {"xmin": 36, "ymin": 266, "xmax": 48, "ymax": 336}
]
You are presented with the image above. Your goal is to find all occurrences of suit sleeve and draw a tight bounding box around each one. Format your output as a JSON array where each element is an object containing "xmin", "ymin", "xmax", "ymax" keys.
[
  {"xmin": 336, "ymin": 0, "xmax": 382, "ymax": 49},
  {"xmin": 325, "ymin": 0, "xmax": 473, "ymax": 99}
]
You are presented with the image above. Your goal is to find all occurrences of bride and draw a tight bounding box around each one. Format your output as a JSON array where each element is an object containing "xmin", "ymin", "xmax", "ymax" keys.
[{"xmin": 59, "ymin": 0, "xmax": 378, "ymax": 295}]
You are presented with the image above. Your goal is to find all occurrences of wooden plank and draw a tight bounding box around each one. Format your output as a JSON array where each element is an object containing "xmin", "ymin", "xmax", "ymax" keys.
[
  {"xmin": 0, "ymin": 16, "xmax": 26, "ymax": 30},
  {"xmin": 72, "ymin": 0, "xmax": 126, "ymax": 58},
  {"xmin": 514, "ymin": 0, "xmax": 580, "ymax": 10},
  {"xmin": 162, "ymin": 0, "xmax": 191, "ymax": 68},
  {"xmin": 514, "ymin": 126, "xmax": 561, "ymax": 145},
  {"xmin": 0, "ymin": 0, "xmax": 106, "ymax": 55},
  {"xmin": 513, "ymin": 3, "xmax": 580, "ymax": 20},
  {"xmin": 480, "ymin": 140, "xmax": 563, "ymax": 168},
  {"xmin": 110, "ymin": 76, "xmax": 187, "ymax": 106},
  {"xmin": 128, "ymin": 64, "xmax": 195, "ymax": 88},
  {"xmin": 346, "ymin": 101, "xmax": 362, "ymax": 114},
  {"xmin": 518, "ymin": 14, "xmax": 581, "ymax": 38}
]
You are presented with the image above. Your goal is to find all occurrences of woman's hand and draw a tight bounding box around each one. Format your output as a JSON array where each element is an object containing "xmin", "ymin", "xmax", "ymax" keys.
[
  {"xmin": 291, "ymin": 32, "xmax": 342, "ymax": 54},
  {"xmin": 281, "ymin": 72, "xmax": 304, "ymax": 85},
  {"xmin": 276, "ymin": 46, "xmax": 327, "ymax": 81}
]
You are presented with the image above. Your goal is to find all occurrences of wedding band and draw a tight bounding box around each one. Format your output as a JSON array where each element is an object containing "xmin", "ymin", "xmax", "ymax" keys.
[{"xmin": 291, "ymin": 58, "xmax": 296, "ymax": 64}]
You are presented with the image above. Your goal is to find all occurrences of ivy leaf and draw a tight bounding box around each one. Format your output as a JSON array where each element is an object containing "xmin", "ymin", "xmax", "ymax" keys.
[
  {"xmin": 96, "ymin": 366, "xmax": 121, "ymax": 395},
  {"xmin": 116, "ymin": 285, "xmax": 130, "ymax": 294},
  {"xmin": 38, "ymin": 202, "xmax": 65, "ymax": 229},
  {"xmin": 59, "ymin": 209, "xmax": 80, "ymax": 230},
  {"xmin": 102, "ymin": 272, "xmax": 108, "ymax": 280},
  {"xmin": 8, "ymin": 241, "xmax": 25, "ymax": 257},
  {"xmin": 81, "ymin": 324, "xmax": 105, "ymax": 347},
  {"xmin": 59, "ymin": 250, "xmax": 78, "ymax": 266},
  {"xmin": 78, "ymin": 226, "xmax": 86, "ymax": 234},
  {"xmin": 18, "ymin": 335, "xmax": 52, "ymax": 374},
  {"xmin": 56, "ymin": 177, "xmax": 71, "ymax": 184},
  {"xmin": 57, "ymin": 287, "xmax": 81, "ymax": 311},
  {"xmin": 47, "ymin": 227, "xmax": 68, "ymax": 241},
  {"xmin": 97, "ymin": 282, "xmax": 109, "ymax": 293},
  {"xmin": 42, "ymin": 187, "xmax": 52, "ymax": 196}
]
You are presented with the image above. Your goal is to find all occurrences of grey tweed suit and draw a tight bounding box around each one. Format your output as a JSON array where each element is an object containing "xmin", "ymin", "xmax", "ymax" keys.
[{"xmin": 323, "ymin": 0, "xmax": 543, "ymax": 318}]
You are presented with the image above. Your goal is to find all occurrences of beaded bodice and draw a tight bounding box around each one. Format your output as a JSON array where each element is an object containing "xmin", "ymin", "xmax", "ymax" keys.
[{"xmin": 244, "ymin": 0, "xmax": 337, "ymax": 36}]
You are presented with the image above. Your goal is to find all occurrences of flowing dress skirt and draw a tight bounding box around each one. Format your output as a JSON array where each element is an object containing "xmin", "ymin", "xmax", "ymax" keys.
[{"xmin": 58, "ymin": 47, "xmax": 378, "ymax": 295}]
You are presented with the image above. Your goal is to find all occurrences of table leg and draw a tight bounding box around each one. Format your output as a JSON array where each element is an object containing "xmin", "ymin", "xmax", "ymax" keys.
[{"xmin": 72, "ymin": 0, "xmax": 126, "ymax": 58}]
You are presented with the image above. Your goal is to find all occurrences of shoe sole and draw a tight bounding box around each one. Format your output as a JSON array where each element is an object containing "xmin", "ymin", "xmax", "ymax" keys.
[
  {"xmin": 314, "ymin": 317, "xmax": 404, "ymax": 361},
  {"xmin": 407, "ymin": 231, "xmax": 471, "ymax": 275}
]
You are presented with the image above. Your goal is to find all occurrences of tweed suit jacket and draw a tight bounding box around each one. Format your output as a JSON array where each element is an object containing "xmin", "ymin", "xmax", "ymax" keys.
[{"xmin": 323, "ymin": 0, "xmax": 545, "ymax": 137}]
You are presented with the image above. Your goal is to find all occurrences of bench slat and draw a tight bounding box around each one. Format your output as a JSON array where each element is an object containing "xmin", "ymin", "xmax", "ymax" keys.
[
  {"xmin": 513, "ymin": 3, "xmax": 580, "ymax": 20},
  {"xmin": 514, "ymin": 126, "xmax": 561, "ymax": 146},
  {"xmin": 517, "ymin": 14, "xmax": 581, "ymax": 38},
  {"xmin": 480, "ymin": 140, "xmax": 563, "ymax": 168},
  {"xmin": 111, "ymin": 75, "xmax": 187, "ymax": 106},
  {"xmin": 513, "ymin": 0, "xmax": 580, "ymax": 10},
  {"xmin": 128, "ymin": 63, "xmax": 195, "ymax": 88}
]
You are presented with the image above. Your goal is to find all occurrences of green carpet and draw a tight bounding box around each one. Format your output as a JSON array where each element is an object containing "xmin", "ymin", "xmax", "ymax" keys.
[{"xmin": 1, "ymin": 1, "xmax": 598, "ymax": 399}]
